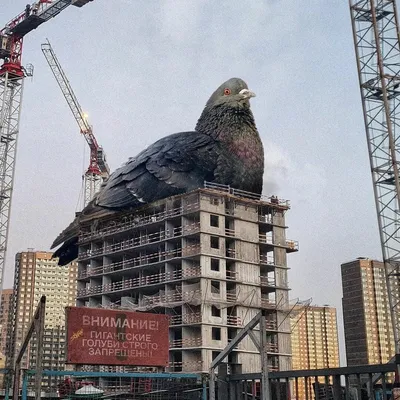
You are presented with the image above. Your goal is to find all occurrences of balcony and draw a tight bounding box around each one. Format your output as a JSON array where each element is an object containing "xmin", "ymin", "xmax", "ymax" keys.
[
  {"xmin": 77, "ymin": 266, "xmax": 201, "ymax": 297},
  {"xmin": 227, "ymin": 315, "xmax": 242, "ymax": 327},
  {"xmin": 258, "ymin": 215, "xmax": 273, "ymax": 224},
  {"xmin": 286, "ymin": 240, "xmax": 299, "ymax": 252},
  {"xmin": 225, "ymin": 228, "xmax": 235, "ymax": 237},
  {"xmin": 169, "ymin": 337, "xmax": 202, "ymax": 348},
  {"xmin": 183, "ymin": 222, "xmax": 201, "ymax": 235},
  {"xmin": 226, "ymin": 248, "xmax": 236, "ymax": 259},
  {"xmin": 182, "ymin": 244, "xmax": 201, "ymax": 257},
  {"xmin": 79, "ymin": 246, "xmax": 204, "ymax": 279},
  {"xmin": 259, "ymin": 255, "xmax": 285, "ymax": 268},
  {"xmin": 259, "ymin": 235, "xmax": 299, "ymax": 252},
  {"xmin": 260, "ymin": 276, "xmax": 276, "ymax": 287},
  {"xmin": 204, "ymin": 181, "xmax": 290, "ymax": 207},
  {"xmin": 169, "ymin": 360, "xmax": 203, "ymax": 372},
  {"xmin": 79, "ymin": 223, "xmax": 200, "ymax": 260},
  {"xmin": 266, "ymin": 343, "xmax": 279, "ymax": 353},
  {"xmin": 261, "ymin": 298, "xmax": 276, "ymax": 309},
  {"xmin": 140, "ymin": 289, "xmax": 201, "ymax": 309},
  {"xmin": 226, "ymin": 291, "xmax": 237, "ymax": 303},
  {"xmin": 78, "ymin": 203, "xmax": 200, "ymax": 243},
  {"xmin": 170, "ymin": 312, "xmax": 202, "ymax": 326},
  {"xmin": 226, "ymin": 270, "xmax": 237, "ymax": 281},
  {"xmin": 265, "ymin": 319, "xmax": 278, "ymax": 331}
]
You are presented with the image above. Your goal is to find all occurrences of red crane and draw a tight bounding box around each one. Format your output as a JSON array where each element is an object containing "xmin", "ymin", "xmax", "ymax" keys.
[{"xmin": 0, "ymin": 0, "xmax": 94, "ymax": 304}]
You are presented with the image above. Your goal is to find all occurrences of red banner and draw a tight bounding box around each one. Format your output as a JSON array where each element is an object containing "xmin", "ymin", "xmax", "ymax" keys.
[{"xmin": 66, "ymin": 307, "xmax": 169, "ymax": 366}]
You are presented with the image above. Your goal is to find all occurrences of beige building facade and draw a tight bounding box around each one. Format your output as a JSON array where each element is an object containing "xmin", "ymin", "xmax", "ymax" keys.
[
  {"xmin": 6, "ymin": 251, "xmax": 77, "ymax": 386},
  {"xmin": 291, "ymin": 305, "xmax": 339, "ymax": 399},
  {"xmin": 0, "ymin": 289, "xmax": 13, "ymax": 358},
  {"xmin": 341, "ymin": 258, "xmax": 395, "ymax": 365}
]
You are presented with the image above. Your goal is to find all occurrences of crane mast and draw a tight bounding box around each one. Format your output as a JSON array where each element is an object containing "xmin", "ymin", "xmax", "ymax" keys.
[
  {"xmin": 0, "ymin": 0, "xmax": 93, "ymax": 305},
  {"xmin": 41, "ymin": 40, "xmax": 109, "ymax": 207},
  {"xmin": 349, "ymin": 0, "xmax": 400, "ymax": 353}
]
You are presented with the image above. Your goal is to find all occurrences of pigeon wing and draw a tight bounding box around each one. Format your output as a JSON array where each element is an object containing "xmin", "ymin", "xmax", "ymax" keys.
[{"xmin": 96, "ymin": 131, "xmax": 219, "ymax": 209}]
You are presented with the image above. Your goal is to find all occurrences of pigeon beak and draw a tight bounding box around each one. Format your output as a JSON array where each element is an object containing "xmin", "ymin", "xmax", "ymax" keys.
[{"xmin": 239, "ymin": 88, "xmax": 256, "ymax": 99}]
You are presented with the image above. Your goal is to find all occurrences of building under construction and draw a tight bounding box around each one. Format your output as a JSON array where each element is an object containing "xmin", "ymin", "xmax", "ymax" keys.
[{"xmin": 76, "ymin": 184, "xmax": 298, "ymax": 373}]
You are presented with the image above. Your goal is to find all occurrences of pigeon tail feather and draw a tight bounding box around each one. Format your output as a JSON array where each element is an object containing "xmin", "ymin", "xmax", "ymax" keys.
[
  {"xmin": 51, "ymin": 217, "xmax": 79, "ymax": 249},
  {"xmin": 52, "ymin": 237, "xmax": 78, "ymax": 266}
]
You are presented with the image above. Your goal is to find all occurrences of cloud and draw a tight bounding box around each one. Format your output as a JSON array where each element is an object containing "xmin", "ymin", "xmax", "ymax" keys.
[{"xmin": 263, "ymin": 141, "xmax": 328, "ymax": 203}]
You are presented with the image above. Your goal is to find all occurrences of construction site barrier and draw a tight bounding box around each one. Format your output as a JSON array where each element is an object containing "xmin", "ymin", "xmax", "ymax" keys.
[{"xmin": 4, "ymin": 369, "xmax": 205, "ymax": 400}]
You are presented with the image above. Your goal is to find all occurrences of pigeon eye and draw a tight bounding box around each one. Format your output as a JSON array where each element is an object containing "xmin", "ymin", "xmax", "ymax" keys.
[{"xmin": 224, "ymin": 88, "xmax": 231, "ymax": 95}]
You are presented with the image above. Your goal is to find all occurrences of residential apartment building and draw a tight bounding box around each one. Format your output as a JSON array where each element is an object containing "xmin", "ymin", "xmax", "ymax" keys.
[
  {"xmin": 76, "ymin": 184, "xmax": 298, "ymax": 373},
  {"xmin": 291, "ymin": 305, "xmax": 339, "ymax": 399},
  {"xmin": 0, "ymin": 351, "xmax": 5, "ymax": 388},
  {"xmin": 341, "ymin": 258, "xmax": 395, "ymax": 365},
  {"xmin": 0, "ymin": 289, "xmax": 13, "ymax": 358},
  {"xmin": 6, "ymin": 250, "xmax": 77, "ymax": 388}
]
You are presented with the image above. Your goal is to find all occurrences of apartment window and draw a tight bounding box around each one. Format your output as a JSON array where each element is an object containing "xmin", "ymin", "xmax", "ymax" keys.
[
  {"xmin": 212, "ymin": 327, "xmax": 221, "ymax": 340},
  {"xmin": 211, "ymin": 306, "xmax": 221, "ymax": 317},
  {"xmin": 211, "ymin": 281, "xmax": 220, "ymax": 294},
  {"xmin": 210, "ymin": 197, "xmax": 219, "ymax": 206},
  {"xmin": 210, "ymin": 215, "xmax": 219, "ymax": 227},
  {"xmin": 211, "ymin": 237, "xmax": 219, "ymax": 249},
  {"xmin": 211, "ymin": 258, "xmax": 220, "ymax": 272}
]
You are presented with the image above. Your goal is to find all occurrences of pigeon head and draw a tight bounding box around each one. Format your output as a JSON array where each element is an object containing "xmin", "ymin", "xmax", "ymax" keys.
[
  {"xmin": 205, "ymin": 77, "xmax": 256, "ymax": 109},
  {"xmin": 195, "ymin": 78, "xmax": 258, "ymax": 138}
]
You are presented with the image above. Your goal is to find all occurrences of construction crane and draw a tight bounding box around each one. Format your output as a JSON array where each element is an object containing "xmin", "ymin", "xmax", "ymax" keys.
[
  {"xmin": 349, "ymin": 0, "xmax": 400, "ymax": 354},
  {"xmin": 0, "ymin": 0, "xmax": 94, "ymax": 305},
  {"xmin": 41, "ymin": 40, "xmax": 109, "ymax": 208}
]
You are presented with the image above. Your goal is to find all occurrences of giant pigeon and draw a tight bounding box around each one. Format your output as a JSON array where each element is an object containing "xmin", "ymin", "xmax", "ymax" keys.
[{"xmin": 52, "ymin": 77, "xmax": 264, "ymax": 265}]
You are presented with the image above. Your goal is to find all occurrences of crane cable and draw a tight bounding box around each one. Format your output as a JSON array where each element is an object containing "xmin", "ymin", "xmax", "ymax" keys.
[{"xmin": 75, "ymin": 136, "xmax": 87, "ymax": 212}]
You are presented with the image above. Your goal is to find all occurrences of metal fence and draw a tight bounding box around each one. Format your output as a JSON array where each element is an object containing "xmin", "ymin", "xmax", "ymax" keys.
[
  {"xmin": 216, "ymin": 361, "xmax": 400, "ymax": 400},
  {"xmin": 8, "ymin": 370, "xmax": 205, "ymax": 400},
  {"xmin": 3, "ymin": 362, "xmax": 400, "ymax": 400}
]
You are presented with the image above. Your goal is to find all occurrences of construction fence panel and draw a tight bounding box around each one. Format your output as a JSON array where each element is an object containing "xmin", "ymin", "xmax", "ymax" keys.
[
  {"xmin": 22, "ymin": 370, "xmax": 206, "ymax": 400},
  {"xmin": 220, "ymin": 361, "xmax": 400, "ymax": 400}
]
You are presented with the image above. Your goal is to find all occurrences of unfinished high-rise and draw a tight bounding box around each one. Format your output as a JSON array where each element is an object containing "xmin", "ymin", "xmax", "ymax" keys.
[{"xmin": 76, "ymin": 185, "xmax": 298, "ymax": 373}]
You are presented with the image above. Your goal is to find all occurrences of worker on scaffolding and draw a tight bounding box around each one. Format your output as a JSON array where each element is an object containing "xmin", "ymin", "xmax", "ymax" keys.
[{"xmin": 24, "ymin": 4, "xmax": 31, "ymax": 18}]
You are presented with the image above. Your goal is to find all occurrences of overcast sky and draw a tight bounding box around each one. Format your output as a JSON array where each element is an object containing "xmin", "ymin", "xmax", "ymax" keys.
[{"xmin": 2, "ymin": 0, "xmax": 381, "ymax": 365}]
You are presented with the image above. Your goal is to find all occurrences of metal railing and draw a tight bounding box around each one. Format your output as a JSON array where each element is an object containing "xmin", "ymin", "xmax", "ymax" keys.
[
  {"xmin": 222, "ymin": 360, "xmax": 400, "ymax": 400},
  {"xmin": 226, "ymin": 270, "xmax": 237, "ymax": 281},
  {"xmin": 259, "ymin": 234, "xmax": 299, "ymax": 250},
  {"xmin": 203, "ymin": 181, "xmax": 290, "ymax": 207},
  {"xmin": 79, "ymin": 223, "xmax": 200, "ymax": 260},
  {"xmin": 78, "ymin": 202, "xmax": 201, "ymax": 244},
  {"xmin": 259, "ymin": 254, "xmax": 286, "ymax": 267},
  {"xmin": 227, "ymin": 315, "xmax": 242, "ymax": 327},
  {"xmin": 261, "ymin": 298, "xmax": 276, "ymax": 309},
  {"xmin": 169, "ymin": 338, "xmax": 202, "ymax": 348},
  {"xmin": 77, "ymin": 266, "xmax": 201, "ymax": 297},
  {"xmin": 19, "ymin": 369, "xmax": 205, "ymax": 399},
  {"xmin": 260, "ymin": 276, "xmax": 276, "ymax": 287},
  {"xmin": 78, "ymin": 244, "xmax": 202, "ymax": 279},
  {"xmin": 170, "ymin": 312, "xmax": 202, "ymax": 326}
]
